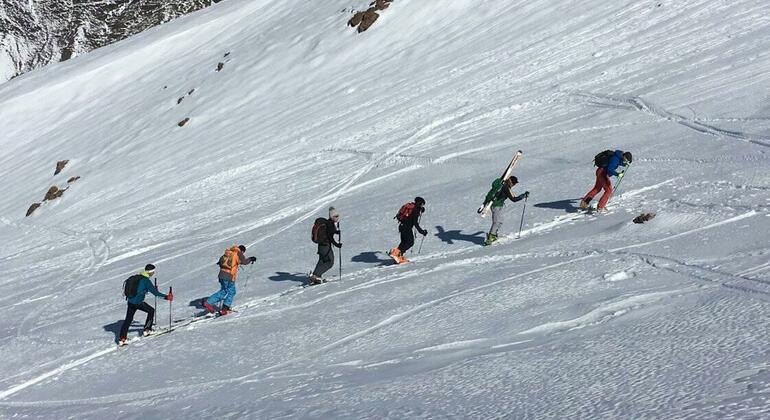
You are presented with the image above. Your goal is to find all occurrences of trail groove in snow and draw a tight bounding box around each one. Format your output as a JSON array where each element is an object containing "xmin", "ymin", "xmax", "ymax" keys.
[{"xmin": 576, "ymin": 92, "xmax": 770, "ymax": 148}]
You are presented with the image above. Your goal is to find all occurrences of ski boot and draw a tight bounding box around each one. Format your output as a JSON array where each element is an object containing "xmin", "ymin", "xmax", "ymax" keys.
[
  {"xmin": 142, "ymin": 328, "xmax": 155, "ymax": 337},
  {"xmin": 388, "ymin": 248, "xmax": 402, "ymax": 264},
  {"xmin": 484, "ymin": 233, "xmax": 498, "ymax": 246},
  {"xmin": 201, "ymin": 298, "xmax": 216, "ymax": 314},
  {"xmin": 309, "ymin": 274, "xmax": 324, "ymax": 285},
  {"xmin": 118, "ymin": 337, "xmax": 128, "ymax": 347},
  {"xmin": 579, "ymin": 199, "xmax": 590, "ymax": 210},
  {"xmin": 219, "ymin": 305, "xmax": 232, "ymax": 316}
]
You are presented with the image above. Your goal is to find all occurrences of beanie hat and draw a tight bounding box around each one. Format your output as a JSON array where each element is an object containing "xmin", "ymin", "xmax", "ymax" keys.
[
  {"xmin": 329, "ymin": 206, "xmax": 340, "ymax": 219},
  {"xmin": 238, "ymin": 245, "xmax": 246, "ymax": 252},
  {"xmin": 623, "ymin": 151, "xmax": 633, "ymax": 163},
  {"xmin": 508, "ymin": 176, "xmax": 518, "ymax": 184},
  {"xmin": 414, "ymin": 196, "xmax": 426, "ymax": 206},
  {"xmin": 144, "ymin": 263, "xmax": 156, "ymax": 272}
]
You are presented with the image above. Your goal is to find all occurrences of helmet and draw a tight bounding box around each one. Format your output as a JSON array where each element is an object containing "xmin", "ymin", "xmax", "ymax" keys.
[
  {"xmin": 414, "ymin": 196, "xmax": 426, "ymax": 206},
  {"xmin": 622, "ymin": 151, "xmax": 633, "ymax": 164}
]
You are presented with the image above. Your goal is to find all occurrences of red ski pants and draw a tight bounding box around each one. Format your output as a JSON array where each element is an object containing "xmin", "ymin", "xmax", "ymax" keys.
[{"xmin": 583, "ymin": 167, "xmax": 613, "ymax": 209}]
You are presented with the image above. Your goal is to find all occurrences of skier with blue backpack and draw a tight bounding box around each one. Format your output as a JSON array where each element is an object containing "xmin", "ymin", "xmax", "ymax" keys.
[
  {"xmin": 579, "ymin": 150, "xmax": 632, "ymax": 212},
  {"xmin": 119, "ymin": 264, "xmax": 173, "ymax": 346}
]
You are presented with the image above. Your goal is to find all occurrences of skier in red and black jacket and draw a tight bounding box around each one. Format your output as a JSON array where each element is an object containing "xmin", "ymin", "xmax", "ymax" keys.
[{"xmin": 389, "ymin": 196, "xmax": 428, "ymax": 264}]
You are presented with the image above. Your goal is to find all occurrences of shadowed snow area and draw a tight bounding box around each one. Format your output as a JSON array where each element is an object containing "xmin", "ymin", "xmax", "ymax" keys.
[{"xmin": 1, "ymin": 0, "xmax": 770, "ymax": 418}]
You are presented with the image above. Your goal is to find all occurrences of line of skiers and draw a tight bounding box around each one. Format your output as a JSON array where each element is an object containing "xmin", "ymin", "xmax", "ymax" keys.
[{"xmin": 118, "ymin": 148, "xmax": 632, "ymax": 343}]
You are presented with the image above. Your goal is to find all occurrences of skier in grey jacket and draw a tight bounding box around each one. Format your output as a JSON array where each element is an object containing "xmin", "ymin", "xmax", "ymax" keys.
[{"xmin": 310, "ymin": 207, "xmax": 342, "ymax": 284}]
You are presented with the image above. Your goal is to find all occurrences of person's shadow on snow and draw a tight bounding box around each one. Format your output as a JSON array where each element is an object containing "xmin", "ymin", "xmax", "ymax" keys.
[
  {"xmin": 351, "ymin": 251, "xmax": 391, "ymax": 265},
  {"xmin": 268, "ymin": 272, "xmax": 309, "ymax": 284},
  {"xmin": 188, "ymin": 298, "xmax": 208, "ymax": 309},
  {"xmin": 434, "ymin": 226, "xmax": 486, "ymax": 245},
  {"xmin": 534, "ymin": 199, "xmax": 580, "ymax": 213},
  {"xmin": 103, "ymin": 320, "xmax": 133, "ymax": 343}
]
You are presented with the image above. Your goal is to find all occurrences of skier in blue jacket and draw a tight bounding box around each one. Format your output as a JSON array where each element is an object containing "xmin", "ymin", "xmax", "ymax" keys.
[
  {"xmin": 580, "ymin": 150, "xmax": 632, "ymax": 211},
  {"xmin": 118, "ymin": 264, "xmax": 173, "ymax": 345}
]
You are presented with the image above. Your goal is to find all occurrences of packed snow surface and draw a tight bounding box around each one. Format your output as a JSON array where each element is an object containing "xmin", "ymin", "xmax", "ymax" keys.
[{"xmin": 1, "ymin": 0, "xmax": 770, "ymax": 418}]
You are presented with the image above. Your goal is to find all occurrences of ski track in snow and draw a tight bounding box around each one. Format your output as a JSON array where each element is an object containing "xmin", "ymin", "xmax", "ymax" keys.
[
  {"xmin": 516, "ymin": 288, "xmax": 697, "ymax": 336},
  {"xmin": 576, "ymin": 92, "xmax": 770, "ymax": 148},
  {"xmin": 629, "ymin": 251, "xmax": 770, "ymax": 302}
]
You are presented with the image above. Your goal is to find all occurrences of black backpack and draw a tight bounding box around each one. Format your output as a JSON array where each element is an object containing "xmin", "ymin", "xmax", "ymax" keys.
[
  {"xmin": 123, "ymin": 274, "xmax": 143, "ymax": 300},
  {"xmin": 593, "ymin": 150, "xmax": 614, "ymax": 167}
]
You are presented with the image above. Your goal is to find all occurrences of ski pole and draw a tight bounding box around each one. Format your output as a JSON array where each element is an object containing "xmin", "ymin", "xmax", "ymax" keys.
[
  {"xmin": 516, "ymin": 195, "xmax": 528, "ymax": 239},
  {"xmin": 614, "ymin": 162, "xmax": 631, "ymax": 195},
  {"xmin": 154, "ymin": 278, "xmax": 158, "ymax": 326},
  {"xmin": 241, "ymin": 265, "xmax": 249, "ymax": 293},
  {"xmin": 338, "ymin": 220, "xmax": 343, "ymax": 281},
  {"xmin": 413, "ymin": 214, "xmax": 423, "ymax": 254},
  {"xmin": 168, "ymin": 286, "xmax": 172, "ymax": 329}
]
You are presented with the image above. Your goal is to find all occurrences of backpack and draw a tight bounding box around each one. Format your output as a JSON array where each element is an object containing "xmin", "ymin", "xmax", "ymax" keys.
[
  {"xmin": 395, "ymin": 202, "xmax": 416, "ymax": 222},
  {"xmin": 593, "ymin": 150, "xmax": 614, "ymax": 167},
  {"xmin": 219, "ymin": 247, "xmax": 239, "ymax": 271},
  {"xmin": 123, "ymin": 274, "xmax": 143, "ymax": 300},
  {"xmin": 311, "ymin": 218, "xmax": 328, "ymax": 244}
]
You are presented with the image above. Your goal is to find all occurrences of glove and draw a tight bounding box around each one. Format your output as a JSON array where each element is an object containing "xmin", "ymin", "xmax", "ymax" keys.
[
  {"xmin": 618, "ymin": 171, "xmax": 625, "ymax": 179},
  {"xmin": 249, "ymin": 256, "xmax": 257, "ymax": 263},
  {"xmin": 523, "ymin": 191, "xmax": 530, "ymax": 198},
  {"xmin": 419, "ymin": 229, "xmax": 428, "ymax": 236},
  {"xmin": 336, "ymin": 242, "xmax": 343, "ymax": 248},
  {"xmin": 165, "ymin": 291, "xmax": 174, "ymax": 302}
]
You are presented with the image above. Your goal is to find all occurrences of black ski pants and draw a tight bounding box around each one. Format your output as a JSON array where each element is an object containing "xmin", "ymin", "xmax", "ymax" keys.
[
  {"xmin": 119, "ymin": 301, "xmax": 155, "ymax": 339},
  {"xmin": 398, "ymin": 223, "xmax": 415, "ymax": 254},
  {"xmin": 313, "ymin": 243, "xmax": 335, "ymax": 277}
]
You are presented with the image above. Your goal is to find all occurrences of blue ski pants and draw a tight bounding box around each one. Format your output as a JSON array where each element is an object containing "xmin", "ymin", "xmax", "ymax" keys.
[{"xmin": 207, "ymin": 278, "xmax": 237, "ymax": 307}]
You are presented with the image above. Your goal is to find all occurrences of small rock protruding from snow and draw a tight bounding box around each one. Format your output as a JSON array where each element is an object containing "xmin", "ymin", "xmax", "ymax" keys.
[
  {"xmin": 216, "ymin": 62, "xmax": 224, "ymax": 72},
  {"xmin": 223, "ymin": 51, "xmax": 230, "ymax": 58},
  {"xmin": 633, "ymin": 213, "xmax": 656, "ymax": 224},
  {"xmin": 26, "ymin": 203, "xmax": 41, "ymax": 217},
  {"xmin": 67, "ymin": 176, "xmax": 80, "ymax": 183},
  {"xmin": 178, "ymin": 117, "xmax": 190, "ymax": 127},
  {"xmin": 348, "ymin": 0, "xmax": 393, "ymax": 33},
  {"xmin": 54, "ymin": 160, "xmax": 69, "ymax": 175},
  {"xmin": 44, "ymin": 185, "xmax": 67, "ymax": 201},
  {"xmin": 177, "ymin": 89, "xmax": 195, "ymax": 105}
]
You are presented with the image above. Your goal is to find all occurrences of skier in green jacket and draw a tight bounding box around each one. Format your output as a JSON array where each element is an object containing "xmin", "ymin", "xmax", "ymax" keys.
[{"xmin": 484, "ymin": 176, "xmax": 529, "ymax": 245}]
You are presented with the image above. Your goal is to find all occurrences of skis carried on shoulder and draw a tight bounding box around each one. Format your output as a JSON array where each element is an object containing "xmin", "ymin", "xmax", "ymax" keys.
[{"xmin": 478, "ymin": 150, "xmax": 523, "ymax": 217}]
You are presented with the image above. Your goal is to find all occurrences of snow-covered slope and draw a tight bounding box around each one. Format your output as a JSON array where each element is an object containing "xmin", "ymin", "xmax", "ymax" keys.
[
  {"xmin": 1, "ymin": 0, "xmax": 770, "ymax": 417},
  {"xmin": 0, "ymin": 0, "xmax": 220, "ymax": 83}
]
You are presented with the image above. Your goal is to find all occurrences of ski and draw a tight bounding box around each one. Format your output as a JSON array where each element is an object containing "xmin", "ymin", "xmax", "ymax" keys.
[
  {"xmin": 478, "ymin": 150, "xmax": 523, "ymax": 217},
  {"xmin": 117, "ymin": 311, "xmax": 216, "ymax": 347}
]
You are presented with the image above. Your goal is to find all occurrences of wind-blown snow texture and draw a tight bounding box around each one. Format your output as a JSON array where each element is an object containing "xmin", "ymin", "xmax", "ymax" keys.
[{"xmin": 1, "ymin": 0, "xmax": 770, "ymax": 418}]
